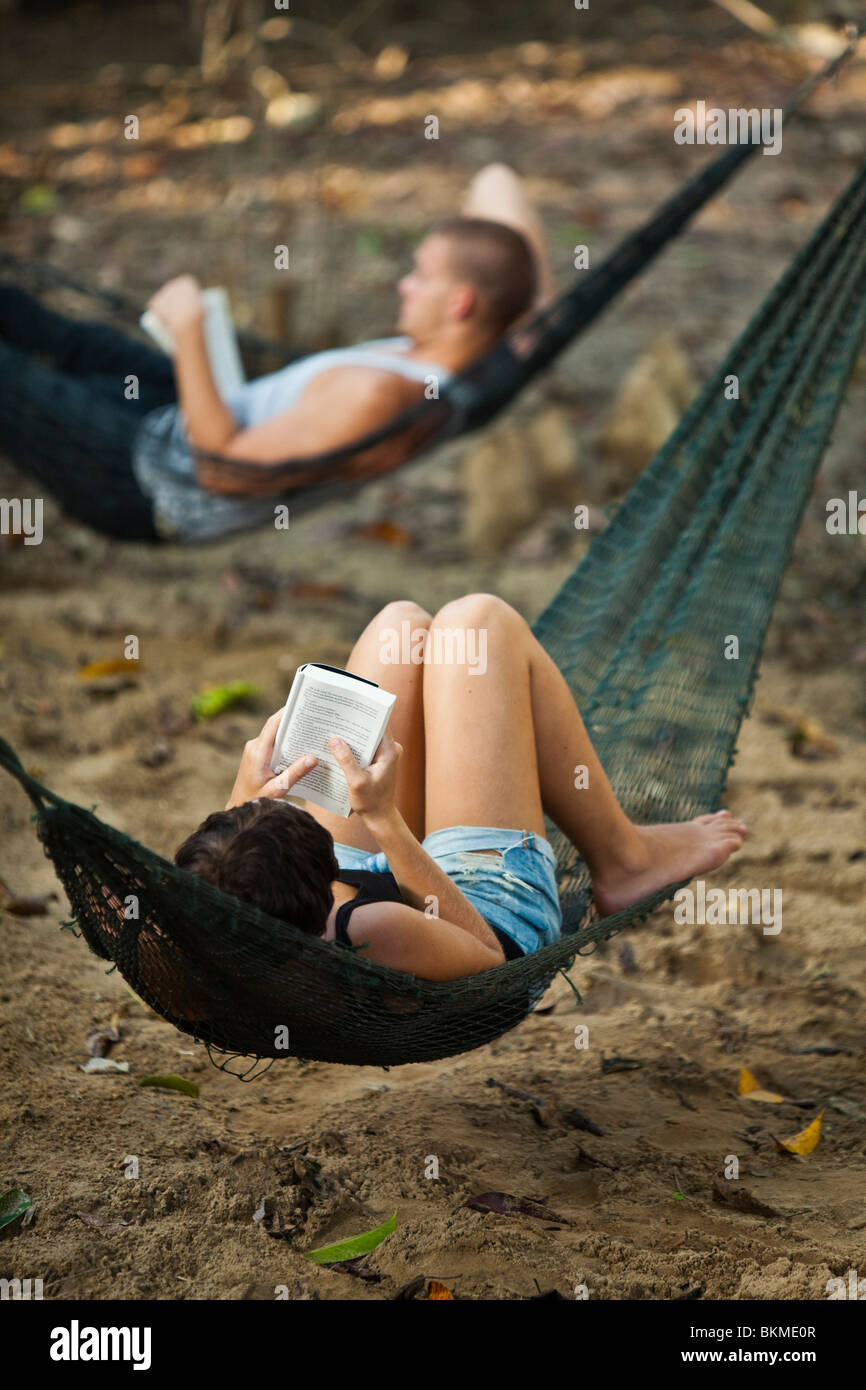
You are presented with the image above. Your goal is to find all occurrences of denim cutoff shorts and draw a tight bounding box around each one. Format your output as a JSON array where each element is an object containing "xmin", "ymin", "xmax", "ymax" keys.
[{"xmin": 332, "ymin": 824, "xmax": 562, "ymax": 959}]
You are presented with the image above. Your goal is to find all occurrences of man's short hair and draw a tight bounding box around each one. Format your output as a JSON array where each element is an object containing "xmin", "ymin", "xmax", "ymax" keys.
[
  {"xmin": 430, "ymin": 216, "xmax": 538, "ymax": 334},
  {"xmin": 175, "ymin": 799, "xmax": 338, "ymax": 934}
]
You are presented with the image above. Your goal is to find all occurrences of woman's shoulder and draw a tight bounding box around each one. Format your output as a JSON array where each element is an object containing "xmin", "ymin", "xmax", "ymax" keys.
[
  {"xmin": 344, "ymin": 897, "xmax": 416, "ymax": 935},
  {"xmin": 344, "ymin": 902, "xmax": 505, "ymax": 978}
]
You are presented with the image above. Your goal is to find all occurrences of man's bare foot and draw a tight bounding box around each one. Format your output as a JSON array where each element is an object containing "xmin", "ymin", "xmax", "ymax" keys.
[{"xmin": 592, "ymin": 811, "xmax": 747, "ymax": 918}]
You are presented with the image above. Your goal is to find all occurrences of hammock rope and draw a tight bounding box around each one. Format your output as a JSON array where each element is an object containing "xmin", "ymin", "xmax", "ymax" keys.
[
  {"xmin": 540, "ymin": 155, "xmax": 866, "ymax": 935},
  {"xmin": 2, "ymin": 152, "xmax": 865, "ymax": 1067},
  {"xmin": 1, "ymin": 28, "xmax": 861, "ymax": 518}
]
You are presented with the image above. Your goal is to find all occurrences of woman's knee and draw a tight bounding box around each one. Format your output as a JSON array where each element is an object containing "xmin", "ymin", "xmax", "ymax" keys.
[
  {"xmin": 431, "ymin": 592, "xmax": 526, "ymax": 632},
  {"xmin": 365, "ymin": 600, "xmax": 433, "ymax": 660},
  {"xmin": 371, "ymin": 599, "xmax": 433, "ymax": 632}
]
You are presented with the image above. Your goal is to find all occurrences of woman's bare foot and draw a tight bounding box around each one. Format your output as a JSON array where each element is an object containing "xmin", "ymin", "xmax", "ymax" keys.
[{"xmin": 591, "ymin": 811, "xmax": 747, "ymax": 918}]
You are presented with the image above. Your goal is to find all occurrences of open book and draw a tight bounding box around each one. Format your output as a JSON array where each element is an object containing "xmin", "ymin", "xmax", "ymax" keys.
[
  {"xmin": 140, "ymin": 286, "xmax": 246, "ymax": 398},
  {"xmin": 270, "ymin": 664, "xmax": 397, "ymax": 819}
]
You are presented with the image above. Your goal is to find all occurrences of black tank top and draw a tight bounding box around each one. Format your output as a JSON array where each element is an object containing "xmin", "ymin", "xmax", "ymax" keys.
[
  {"xmin": 332, "ymin": 868, "xmax": 523, "ymax": 960},
  {"xmin": 333, "ymin": 868, "xmax": 404, "ymax": 948}
]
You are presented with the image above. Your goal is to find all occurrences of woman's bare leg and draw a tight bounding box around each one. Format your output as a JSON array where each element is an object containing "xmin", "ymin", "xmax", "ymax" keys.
[
  {"xmin": 300, "ymin": 600, "xmax": 431, "ymax": 851},
  {"xmin": 424, "ymin": 593, "xmax": 547, "ymax": 838},
  {"xmin": 462, "ymin": 163, "xmax": 555, "ymax": 308},
  {"xmin": 423, "ymin": 594, "xmax": 746, "ymax": 915}
]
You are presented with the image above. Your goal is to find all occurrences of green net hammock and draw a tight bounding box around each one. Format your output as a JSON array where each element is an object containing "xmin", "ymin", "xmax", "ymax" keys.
[{"xmin": 2, "ymin": 154, "xmax": 866, "ymax": 1067}]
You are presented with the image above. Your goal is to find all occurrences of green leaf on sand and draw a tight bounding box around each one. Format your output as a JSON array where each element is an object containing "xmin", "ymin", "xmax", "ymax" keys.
[
  {"xmin": 139, "ymin": 1074, "xmax": 199, "ymax": 1098},
  {"xmin": 191, "ymin": 680, "xmax": 260, "ymax": 721},
  {"xmin": 305, "ymin": 1212, "xmax": 396, "ymax": 1265},
  {"xmin": 0, "ymin": 1188, "xmax": 32, "ymax": 1231}
]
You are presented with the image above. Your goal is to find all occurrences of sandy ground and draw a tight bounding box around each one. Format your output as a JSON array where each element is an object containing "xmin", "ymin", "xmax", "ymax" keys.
[
  {"xmin": 1, "ymin": 3, "xmax": 865, "ymax": 1301},
  {"xmin": 1, "ymin": 453, "xmax": 864, "ymax": 1300}
]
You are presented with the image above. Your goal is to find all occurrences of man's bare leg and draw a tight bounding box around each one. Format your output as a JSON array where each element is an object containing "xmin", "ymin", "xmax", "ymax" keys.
[
  {"xmin": 299, "ymin": 599, "xmax": 432, "ymax": 851},
  {"xmin": 462, "ymin": 163, "xmax": 555, "ymax": 308},
  {"xmin": 422, "ymin": 594, "xmax": 746, "ymax": 917}
]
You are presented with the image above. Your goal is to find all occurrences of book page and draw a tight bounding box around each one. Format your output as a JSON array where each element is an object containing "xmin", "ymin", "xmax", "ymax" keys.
[
  {"xmin": 201, "ymin": 288, "xmax": 246, "ymax": 396},
  {"xmin": 139, "ymin": 288, "xmax": 245, "ymax": 398},
  {"xmin": 275, "ymin": 682, "xmax": 388, "ymax": 806}
]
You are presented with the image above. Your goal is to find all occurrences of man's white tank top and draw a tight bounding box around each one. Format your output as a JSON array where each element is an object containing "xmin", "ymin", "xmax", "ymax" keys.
[
  {"xmin": 227, "ymin": 335, "xmax": 448, "ymax": 426},
  {"xmin": 132, "ymin": 336, "xmax": 451, "ymax": 543}
]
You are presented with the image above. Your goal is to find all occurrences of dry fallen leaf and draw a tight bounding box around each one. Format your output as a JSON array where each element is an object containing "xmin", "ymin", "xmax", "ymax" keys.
[
  {"xmin": 775, "ymin": 1109, "xmax": 824, "ymax": 1156},
  {"xmin": 84, "ymin": 1024, "xmax": 120, "ymax": 1057},
  {"xmin": 601, "ymin": 1055, "xmax": 643, "ymax": 1074},
  {"xmin": 76, "ymin": 1211, "xmax": 129, "ymax": 1234},
  {"xmin": 426, "ymin": 1280, "xmax": 455, "ymax": 1300},
  {"xmin": 327, "ymin": 1259, "xmax": 382, "ymax": 1282},
  {"xmin": 785, "ymin": 716, "xmax": 838, "ymax": 760},
  {"xmin": 463, "ymin": 1192, "xmax": 572, "ymax": 1225},
  {"xmin": 0, "ymin": 881, "xmax": 58, "ymax": 917},
  {"xmin": 392, "ymin": 1276, "xmax": 426, "ymax": 1300},
  {"xmin": 288, "ymin": 580, "xmax": 346, "ymax": 600},
  {"xmin": 352, "ymin": 519, "xmax": 413, "ymax": 548},
  {"xmin": 738, "ymin": 1067, "xmax": 784, "ymax": 1104},
  {"xmin": 485, "ymin": 1076, "xmax": 554, "ymax": 1128},
  {"xmin": 76, "ymin": 658, "xmax": 140, "ymax": 681}
]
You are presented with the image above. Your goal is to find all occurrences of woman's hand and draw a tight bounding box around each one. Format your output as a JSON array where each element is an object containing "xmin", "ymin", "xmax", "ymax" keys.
[
  {"xmin": 328, "ymin": 727, "xmax": 402, "ymax": 822},
  {"xmin": 226, "ymin": 709, "xmax": 318, "ymax": 810},
  {"xmin": 147, "ymin": 274, "xmax": 204, "ymax": 337}
]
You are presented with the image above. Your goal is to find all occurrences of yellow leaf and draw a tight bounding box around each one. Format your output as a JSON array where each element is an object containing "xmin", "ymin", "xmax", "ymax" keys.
[
  {"xmin": 738, "ymin": 1068, "xmax": 784, "ymax": 1103},
  {"xmin": 77, "ymin": 658, "xmax": 140, "ymax": 681},
  {"xmin": 426, "ymin": 1280, "xmax": 454, "ymax": 1300},
  {"xmin": 778, "ymin": 1110, "xmax": 824, "ymax": 1156},
  {"xmin": 786, "ymin": 717, "xmax": 838, "ymax": 760}
]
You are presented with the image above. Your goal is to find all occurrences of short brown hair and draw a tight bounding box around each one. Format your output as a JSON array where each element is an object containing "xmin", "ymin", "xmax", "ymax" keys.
[
  {"xmin": 175, "ymin": 800, "xmax": 339, "ymax": 934},
  {"xmin": 430, "ymin": 216, "xmax": 538, "ymax": 334}
]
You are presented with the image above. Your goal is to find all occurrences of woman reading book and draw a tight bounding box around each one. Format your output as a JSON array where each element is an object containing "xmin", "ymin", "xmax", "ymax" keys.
[{"xmin": 176, "ymin": 595, "xmax": 747, "ymax": 981}]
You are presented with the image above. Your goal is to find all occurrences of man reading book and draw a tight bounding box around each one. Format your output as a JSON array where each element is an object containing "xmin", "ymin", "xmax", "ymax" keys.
[
  {"xmin": 0, "ymin": 165, "xmax": 553, "ymax": 544},
  {"xmin": 175, "ymin": 595, "xmax": 747, "ymax": 982}
]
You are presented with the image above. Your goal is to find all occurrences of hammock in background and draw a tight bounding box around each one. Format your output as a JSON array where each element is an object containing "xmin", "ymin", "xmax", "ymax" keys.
[
  {"xmin": 2, "ymin": 151, "xmax": 865, "ymax": 1067},
  {"xmin": 0, "ymin": 31, "xmax": 860, "ymax": 524}
]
